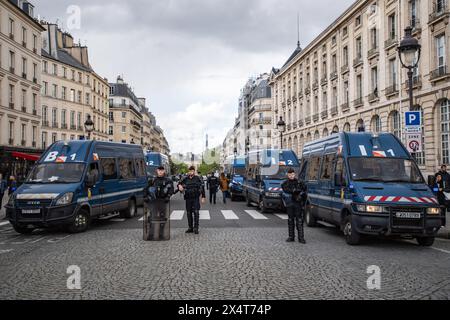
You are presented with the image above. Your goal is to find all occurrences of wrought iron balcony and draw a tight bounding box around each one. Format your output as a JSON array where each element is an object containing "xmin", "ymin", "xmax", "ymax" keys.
[
  {"xmin": 305, "ymin": 116, "xmax": 312, "ymax": 125},
  {"xmin": 330, "ymin": 71, "xmax": 338, "ymax": 81},
  {"xmin": 368, "ymin": 91, "xmax": 379, "ymax": 102},
  {"xmin": 430, "ymin": 65, "xmax": 449, "ymax": 80},
  {"xmin": 330, "ymin": 106, "xmax": 338, "ymax": 115},
  {"xmin": 384, "ymin": 34, "xmax": 398, "ymax": 49},
  {"xmin": 298, "ymin": 119, "xmax": 304, "ymax": 128},
  {"xmin": 321, "ymin": 110, "xmax": 328, "ymax": 119},
  {"xmin": 341, "ymin": 64, "xmax": 349, "ymax": 74},
  {"xmin": 385, "ymin": 84, "xmax": 399, "ymax": 96},
  {"xmin": 429, "ymin": 0, "xmax": 449, "ymax": 24},
  {"xmin": 321, "ymin": 76, "xmax": 328, "ymax": 86},
  {"xmin": 341, "ymin": 102, "xmax": 350, "ymax": 112},
  {"xmin": 353, "ymin": 57, "xmax": 363, "ymax": 67},
  {"xmin": 353, "ymin": 97, "xmax": 363, "ymax": 107},
  {"xmin": 410, "ymin": 17, "xmax": 422, "ymax": 33},
  {"xmin": 368, "ymin": 47, "xmax": 379, "ymax": 58},
  {"xmin": 313, "ymin": 113, "xmax": 319, "ymax": 122}
]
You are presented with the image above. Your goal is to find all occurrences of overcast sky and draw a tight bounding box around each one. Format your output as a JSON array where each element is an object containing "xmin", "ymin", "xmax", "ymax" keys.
[{"xmin": 34, "ymin": 0, "xmax": 354, "ymax": 154}]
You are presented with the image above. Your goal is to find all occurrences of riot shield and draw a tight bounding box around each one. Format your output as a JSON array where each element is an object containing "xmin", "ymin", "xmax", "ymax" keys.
[{"xmin": 143, "ymin": 199, "xmax": 170, "ymax": 241}]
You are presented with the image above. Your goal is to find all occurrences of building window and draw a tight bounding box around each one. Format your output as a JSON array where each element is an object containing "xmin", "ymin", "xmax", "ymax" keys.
[
  {"xmin": 33, "ymin": 34, "xmax": 37, "ymax": 52},
  {"xmin": 9, "ymin": 51, "xmax": 15, "ymax": 70},
  {"xmin": 109, "ymin": 126, "xmax": 114, "ymax": 135},
  {"xmin": 122, "ymin": 112, "xmax": 126, "ymax": 118},
  {"xmin": 371, "ymin": 67, "xmax": 378, "ymax": 95},
  {"xmin": 61, "ymin": 109, "xmax": 66, "ymax": 126},
  {"xmin": 21, "ymin": 123, "xmax": 26, "ymax": 144},
  {"xmin": 62, "ymin": 87, "xmax": 67, "ymax": 100},
  {"xmin": 356, "ymin": 75, "xmax": 363, "ymax": 99},
  {"xmin": 410, "ymin": 0, "xmax": 419, "ymax": 28},
  {"xmin": 53, "ymin": 64, "xmax": 57, "ymax": 75},
  {"xmin": 22, "ymin": 57, "xmax": 27, "ymax": 76},
  {"xmin": 371, "ymin": 115, "xmax": 382, "ymax": 133},
  {"xmin": 343, "ymin": 123, "xmax": 351, "ymax": 132},
  {"xmin": 32, "ymin": 126, "xmax": 37, "ymax": 146},
  {"xmin": 356, "ymin": 37, "xmax": 362, "ymax": 59},
  {"xmin": 9, "ymin": 18, "xmax": 14, "ymax": 37},
  {"xmin": 355, "ymin": 15, "xmax": 361, "ymax": 27},
  {"xmin": 389, "ymin": 58, "xmax": 397, "ymax": 87},
  {"xmin": 390, "ymin": 110, "xmax": 401, "ymax": 138},
  {"xmin": 43, "ymin": 61, "xmax": 48, "ymax": 73},
  {"xmin": 343, "ymin": 46, "xmax": 348, "ymax": 66},
  {"xmin": 32, "ymin": 94, "xmax": 37, "ymax": 113},
  {"xmin": 342, "ymin": 26, "xmax": 348, "ymax": 37},
  {"xmin": 52, "ymin": 84, "xmax": 57, "ymax": 98},
  {"xmin": 441, "ymin": 100, "xmax": 450, "ymax": 164},
  {"xmin": 42, "ymin": 106, "xmax": 48, "ymax": 123},
  {"xmin": 9, "ymin": 84, "xmax": 15, "ymax": 105},
  {"xmin": 388, "ymin": 13, "xmax": 397, "ymax": 40},
  {"xmin": 42, "ymin": 132, "xmax": 47, "ymax": 149},
  {"xmin": 436, "ymin": 34, "xmax": 446, "ymax": 70},
  {"xmin": 9, "ymin": 121, "xmax": 14, "ymax": 143},
  {"xmin": 122, "ymin": 126, "xmax": 126, "ymax": 133},
  {"xmin": 52, "ymin": 108, "xmax": 57, "ymax": 127},
  {"xmin": 370, "ymin": 27, "xmax": 378, "ymax": 49},
  {"xmin": 70, "ymin": 111, "xmax": 75, "ymax": 127},
  {"xmin": 21, "ymin": 89, "xmax": 26, "ymax": 110},
  {"xmin": 70, "ymin": 89, "xmax": 75, "ymax": 102}
]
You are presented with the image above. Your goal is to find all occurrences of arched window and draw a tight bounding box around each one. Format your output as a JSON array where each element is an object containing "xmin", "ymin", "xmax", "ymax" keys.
[
  {"xmin": 314, "ymin": 130, "xmax": 320, "ymax": 140},
  {"xmin": 371, "ymin": 115, "xmax": 382, "ymax": 133},
  {"xmin": 343, "ymin": 123, "xmax": 351, "ymax": 132},
  {"xmin": 356, "ymin": 119, "xmax": 365, "ymax": 132},
  {"xmin": 306, "ymin": 133, "xmax": 312, "ymax": 142},
  {"xmin": 390, "ymin": 111, "xmax": 401, "ymax": 138},
  {"xmin": 323, "ymin": 128, "xmax": 329, "ymax": 137},
  {"xmin": 332, "ymin": 125, "xmax": 339, "ymax": 134},
  {"xmin": 288, "ymin": 137, "xmax": 292, "ymax": 150},
  {"xmin": 441, "ymin": 100, "xmax": 450, "ymax": 164}
]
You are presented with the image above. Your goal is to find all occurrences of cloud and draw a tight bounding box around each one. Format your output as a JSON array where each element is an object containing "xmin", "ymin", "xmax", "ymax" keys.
[{"xmin": 34, "ymin": 0, "xmax": 355, "ymax": 154}]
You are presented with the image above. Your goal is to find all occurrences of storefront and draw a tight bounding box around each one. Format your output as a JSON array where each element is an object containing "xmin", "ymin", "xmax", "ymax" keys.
[{"xmin": 0, "ymin": 146, "xmax": 43, "ymax": 186}]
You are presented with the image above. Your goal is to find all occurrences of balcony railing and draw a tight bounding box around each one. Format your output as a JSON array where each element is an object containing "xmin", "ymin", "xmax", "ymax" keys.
[
  {"xmin": 341, "ymin": 64, "xmax": 349, "ymax": 74},
  {"xmin": 330, "ymin": 71, "xmax": 338, "ymax": 80},
  {"xmin": 312, "ymin": 80, "xmax": 319, "ymax": 90},
  {"xmin": 321, "ymin": 110, "xmax": 328, "ymax": 119},
  {"xmin": 368, "ymin": 91, "xmax": 379, "ymax": 102},
  {"xmin": 368, "ymin": 47, "xmax": 379, "ymax": 58},
  {"xmin": 70, "ymin": 125, "xmax": 77, "ymax": 130},
  {"xmin": 384, "ymin": 35, "xmax": 398, "ymax": 49},
  {"xmin": 353, "ymin": 97, "xmax": 363, "ymax": 107},
  {"xmin": 52, "ymin": 122, "xmax": 59, "ymax": 128},
  {"xmin": 42, "ymin": 121, "xmax": 49, "ymax": 127},
  {"xmin": 429, "ymin": 0, "xmax": 449, "ymax": 24},
  {"xmin": 341, "ymin": 102, "xmax": 350, "ymax": 112},
  {"xmin": 305, "ymin": 116, "xmax": 312, "ymax": 125},
  {"xmin": 61, "ymin": 124, "xmax": 68, "ymax": 129},
  {"xmin": 330, "ymin": 105, "xmax": 338, "ymax": 115},
  {"xmin": 313, "ymin": 113, "xmax": 319, "ymax": 122},
  {"xmin": 353, "ymin": 57, "xmax": 363, "ymax": 67},
  {"xmin": 410, "ymin": 17, "xmax": 422, "ymax": 33},
  {"xmin": 321, "ymin": 76, "xmax": 328, "ymax": 86},
  {"xmin": 430, "ymin": 65, "xmax": 449, "ymax": 80},
  {"xmin": 385, "ymin": 84, "xmax": 399, "ymax": 96},
  {"xmin": 305, "ymin": 86, "xmax": 311, "ymax": 95},
  {"xmin": 405, "ymin": 75, "xmax": 422, "ymax": 88}
]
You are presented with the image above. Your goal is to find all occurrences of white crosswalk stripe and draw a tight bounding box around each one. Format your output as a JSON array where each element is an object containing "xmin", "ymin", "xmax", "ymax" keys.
[
  {"xmin": 275, "ymin": 214, "xmax": 288, "ymax": 220},
  {"xmin": 0, "ymin": 221, "xmax": 10, "ymax": 227},
  {"xmin": 138, "ymin": 217, "xmax": 144, "ymax": 221},
  {"xmin": 221, "ymin": 210, "xmax": 239, "ymax": 220},
  {"xmin": 170, "ymin": 210, "xmax": 185, "ymax": 221},
  {"xmin": 245, "ymin": 210, "xmax": 268, "ymax": 220},
  {"xmin": 199, "ymin": 210, "xmax": 211, "ymax": 220}
]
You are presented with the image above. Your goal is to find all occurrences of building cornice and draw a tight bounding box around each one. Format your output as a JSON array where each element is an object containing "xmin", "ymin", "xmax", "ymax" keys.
[{"xmin": 2, "ymin": 0, "xmax": 46, "ymax": 32}]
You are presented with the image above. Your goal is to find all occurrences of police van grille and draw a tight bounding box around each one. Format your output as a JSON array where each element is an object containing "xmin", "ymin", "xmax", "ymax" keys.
[{"xmin": 391, "ymin": 207, "xmax": 424, "ymax": 229}]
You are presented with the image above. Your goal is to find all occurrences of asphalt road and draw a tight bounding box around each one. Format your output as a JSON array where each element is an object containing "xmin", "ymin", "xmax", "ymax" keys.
[{"xmin": 0, "ymin": 193, "xmax": 449, "ymax": 300}]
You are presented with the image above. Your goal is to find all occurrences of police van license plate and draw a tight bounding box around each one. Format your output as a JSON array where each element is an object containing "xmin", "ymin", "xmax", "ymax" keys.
[
  {"xmin": 395, "ymin": 212, "xmax": 421, "ymax": 219},
  {"xmin": 22, "ymin": 209, "xmax": 40, "ymax": 214}
]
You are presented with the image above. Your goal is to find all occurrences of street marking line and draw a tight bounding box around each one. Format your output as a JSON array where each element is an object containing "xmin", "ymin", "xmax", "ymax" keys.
[
  {"xmin": 138, "ymin": 217, "xmax": 144, "ymax": 222},
  {"xmin": 199, "ymin": 210, "xmax": 211, "ymax": 220},
  {"xmin": 0, "ymin": 249, "xmax": 13, "ymax": 255},
  {"xmin": 110, "ymin": 219, "xmax": 126, "ymax": 222},
  {"xmin": 98, "ymin": 214, "xmax": 120, "ymax": 220},
  {"xmin": 221, "ymin": 210, "xmax": 239, "ymax": 220},
  {"xmin": 170, "ymin": 210, "xmax": 184, "ymax": 221},
  {"xmin": 275, "ymin": 214, "xmax": 288, "ymax": 220},
  {"xmin": 0, "ymin": 221, "xmax": 10, "ymax": 227},
  {"xmin": 245, "ymin": 210, "xmax": 268, "ymax": 220},
  {"xmin": 430, "ymin": 247, "xmax": 450, "ymax": 254}
]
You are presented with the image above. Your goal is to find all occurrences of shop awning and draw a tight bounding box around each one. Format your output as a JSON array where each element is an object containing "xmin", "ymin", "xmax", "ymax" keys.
[{"xmin": 11, "ymin": 151, "xmax": 41, "ymax": 161}]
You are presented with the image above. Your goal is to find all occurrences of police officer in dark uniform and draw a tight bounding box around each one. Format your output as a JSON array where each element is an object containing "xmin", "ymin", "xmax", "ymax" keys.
[
  {"xmin": 281, "ymin": 168, "xmax": 307, "ymax": 244},
  {"xmin": 178, "ymin": 166, "xmax": 206, "ymax": 235},
  {"xmin": 207, "ymin": 172, "xmax": 219, "ymax": 204},
  {"xmin": 143, "ymin": 166, "xmax": 174, "ymax": 241}
]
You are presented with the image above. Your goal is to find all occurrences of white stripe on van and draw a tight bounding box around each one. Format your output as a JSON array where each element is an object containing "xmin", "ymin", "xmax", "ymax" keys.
[{"xmin": 77, "ymin": 188, "xmax": 143, "ymax": 203}]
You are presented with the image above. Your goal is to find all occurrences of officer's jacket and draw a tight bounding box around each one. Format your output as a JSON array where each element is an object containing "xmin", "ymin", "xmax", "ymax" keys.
[
  {"xmin": 281, "ymin": 178, "xmax": 307, "ymax": 208},
  {"xmin": 180, "ymin": 175, "xmax": 206, "ymax": 200},
  {"xmin": 207, "ymin": 176, "xmax": 220, "ymax": 191},
  {"xmin": 146, "ymin": 177, "xmax": 174, "ymax": 202}
]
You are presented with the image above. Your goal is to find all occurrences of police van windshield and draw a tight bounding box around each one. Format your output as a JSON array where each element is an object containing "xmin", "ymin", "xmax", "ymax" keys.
[
  {"xmin": 348, "ymin": 158, "xmax": 424, "ymax": 184},
  {"xmin": 261, "ymin": 166, "xmax": 298, "ymax": 180},
  {"xmin": 233, "ymin": 167, "xmax": 246, "ymax": 176},
  {"xmin": 27, "ymin": 163, "xmax": 86, "ymax": 183}
]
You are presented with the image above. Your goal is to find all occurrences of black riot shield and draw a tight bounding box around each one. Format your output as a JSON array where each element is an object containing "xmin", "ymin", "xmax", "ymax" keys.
[{"xmin": 143, "ymin": 199, "xmax": 170, "ymax": 241}]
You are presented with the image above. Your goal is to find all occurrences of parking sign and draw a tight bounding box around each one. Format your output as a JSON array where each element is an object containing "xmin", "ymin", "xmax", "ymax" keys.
[{"xmin": 405, "ymin": 111, "xmax": 421, "ymax": 127}]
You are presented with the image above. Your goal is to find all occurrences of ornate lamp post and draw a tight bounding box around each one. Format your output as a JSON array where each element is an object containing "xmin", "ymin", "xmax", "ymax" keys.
[
  {"xmin": 84, "ymin": 115, "xmax": 94, "ymax": 140},
  {"xmin": 398, "ymin": 26, "xmax": 421, "ymax": 111},
  {"xmin": 277, "ymin": 117, "xmax": 286, "ymax": 149}
]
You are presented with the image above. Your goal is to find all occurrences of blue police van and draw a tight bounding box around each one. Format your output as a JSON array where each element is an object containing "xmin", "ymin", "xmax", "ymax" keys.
[
  {"xmin": 145, "ymin": 152, "xmax": 170, "ymax": 179},
  {"xmin": 244, "ymin": 149, "xmax": 300, "ymax": 212},
  {"xmin": 225, "ymin": 155, "xmax": 246, "ymax": 201},
  {"xmin": 301, "ymin": 132, "xmax": 444, "ymax": 246},
  {"xmin": 6, "ymin": 141, "xmax": 148, "ymax": 234}
]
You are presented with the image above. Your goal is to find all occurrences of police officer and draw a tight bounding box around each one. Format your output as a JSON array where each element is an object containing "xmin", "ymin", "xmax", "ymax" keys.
[
  {"xmin": 178, "ymin": 166, "xmax": 206, "ymax": 235},
  {"xmin": 207, "ymin": 172, "xmax": 219, "ymax": 205},
  {"xmin": 281, "ymin": 168, "xmax": 307, "ymax": 244},
  {"xmin": 144, "ymin": 166, "xmax": 174, "ymax": 240}
]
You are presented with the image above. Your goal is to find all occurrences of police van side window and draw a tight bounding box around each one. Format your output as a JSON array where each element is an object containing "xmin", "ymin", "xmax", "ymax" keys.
[
  {"xmin": 101, "ymin": 158, "xmax": 117, "ymax": 180},
  {"xmin": 299, "ymin": 160, "xmax": 308, "ymax": 181},
  {"xmin": 119, "ymin": 158, "xmax": 136, "ymax": 180},
  {"xmin": 134, "ymin": 158, "xmax": 146, "ymax": 177},
  {"xmin": 320, "ymin": 154, "xmax": 334, "ymax": 181},
  {"xmin": 307, "ymin": 157, "xmax": 321, "ymax": 181}
]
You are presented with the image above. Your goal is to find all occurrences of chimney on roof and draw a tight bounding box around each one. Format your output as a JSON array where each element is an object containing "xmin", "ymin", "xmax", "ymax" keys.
[{"xmin": 117, "ymin": 75, "xmax": 124, "ymax": 84}]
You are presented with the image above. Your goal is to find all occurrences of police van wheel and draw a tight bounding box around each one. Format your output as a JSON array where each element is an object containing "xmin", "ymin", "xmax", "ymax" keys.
[
  {"xmin": 258, "ymin": 198, "xmax": 268, "ymax": 213},
  {"xmin": 68, "ymin": 209, "xmax": 90, "ymax": 234},
  {"xmin": 12, "ymin": 224, "xmax": 35, "ymax": 235},
  {"xmin": 305, "ymin": 205, "xmax": 317, "ymax": 228},
  {"xmin": 416, "ymin": 237, "xmax": 435, "ymax": 247},
  {"xmin": 343, "ymin": 215, "xmax": 361, "ymax": 246},
  {"xmin": 121, "ymin": 199, "xmax": 136, "ymax": 219}
]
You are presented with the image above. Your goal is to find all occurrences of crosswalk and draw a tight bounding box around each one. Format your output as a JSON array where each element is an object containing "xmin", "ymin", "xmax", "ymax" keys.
[{"xmin": 137, "ymin": 209, "xmax": 288, "ymax": 222}]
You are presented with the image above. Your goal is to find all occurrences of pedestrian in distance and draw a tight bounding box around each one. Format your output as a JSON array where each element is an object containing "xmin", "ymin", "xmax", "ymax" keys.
[
  {"xmin": 207, "ymin": 172, "xmax": 219, "ymax": 205},
  {"xmin": 432, "ymin": 174, "xmax": 448, "ymax": 227},
  {"xmin": 0, "ymin": 173, "xmax": 6, "ymax": 209},
  {"xmin": 435, "ymin": 165, "xmax": 450, "ymax": 187},
  {"xmin": 219, "ymin": 173, "xmax": 230, "ymax": 205},
  {"xmin": 178, "ymin": 166, "xmax": 206, "ymax": 235},
  {"xmin": 281, "ymin": 168, "xmax": 307, "ymax": 244},
  {"xmin": 8, "ymin": 176, "xmax": 17, "ymax": 196}
]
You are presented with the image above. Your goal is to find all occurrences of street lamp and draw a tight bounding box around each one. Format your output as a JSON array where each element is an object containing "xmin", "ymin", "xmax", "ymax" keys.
[
  {"xmin": 277, "ymin": 117, "xmax": 286, "ymax": 149},
  {"xmin": 398, "ymin": 26, "xmax": 421, "ymax": 111},
  {"xmin": 84, "ymin": 115, "xmax": 94, "ymax": 140}
]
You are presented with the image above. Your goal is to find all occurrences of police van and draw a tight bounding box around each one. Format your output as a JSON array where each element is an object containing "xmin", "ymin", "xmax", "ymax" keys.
[
  {"xmin": 244, "ymin": 149, "xmax": 300, "ymax": 212},
  {"xmin": 224, "ymin": 155, "xmax": 246, "ymax": 201},
  {"xmin": 300, "ymin": 132, "xmax": 444, "ymax": 246},
  {"xmin": 6, "ymin": 141, "xmax": 148, "ymax": 234},
  {"xmin": 145, "ymin": 152, "xmax": 170, "ymax": 179}
]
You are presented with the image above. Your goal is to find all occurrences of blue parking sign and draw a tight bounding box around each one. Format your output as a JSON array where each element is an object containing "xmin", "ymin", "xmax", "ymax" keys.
[{"xmin": 405, "ymin": 111, "xmax": 421, "ymax": 127}]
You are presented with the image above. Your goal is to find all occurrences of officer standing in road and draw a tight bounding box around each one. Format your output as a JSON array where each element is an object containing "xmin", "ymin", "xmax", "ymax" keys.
[
  {"xmin": 178, "ymin": 166, "xmax": 206, "ymax": 234},
  {"xmin": 207, "ymin": 172, "xmax": 219, "ymax": 205},
  {"xmin": 143, "ymin": 166, "xmax": 174, "ymax": 241},
  {"xmin": 281, "ymin": 168, "xmax": 307, "ymax": 244}
]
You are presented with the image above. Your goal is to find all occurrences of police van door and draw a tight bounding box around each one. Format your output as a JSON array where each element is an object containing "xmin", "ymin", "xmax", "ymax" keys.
[
  {"xmin": 318, "ymin": 153, "xmax": 334, "ymax": 222},
  {"xmin": 331, "ymin": 155, "xmax": 348, "ymax": 224}
]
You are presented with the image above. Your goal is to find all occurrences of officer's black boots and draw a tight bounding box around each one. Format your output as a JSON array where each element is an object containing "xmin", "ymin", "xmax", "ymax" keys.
[
  {"xmin": 194, "ymin": 211, "xmax": 200, "ymax": 234},
  {"xmin": 286, "ymin": 218, "xmax": 295, "ymax": 242},
  {"xmin": 297, "ymin": 218, "xmax": 306, "ymax": 244},
  {"xmin": 186, "ymin": 212, "xmax": 194, "ymax": 233},
  {"xmin": 186, "ymin": 228, "xmax": 194, "ymax": 234}
]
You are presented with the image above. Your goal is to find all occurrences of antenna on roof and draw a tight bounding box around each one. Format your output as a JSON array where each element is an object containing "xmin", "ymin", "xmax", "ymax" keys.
[{"xmin": 297, "ymin": 12, "xmax": 301, "ymax": 48}]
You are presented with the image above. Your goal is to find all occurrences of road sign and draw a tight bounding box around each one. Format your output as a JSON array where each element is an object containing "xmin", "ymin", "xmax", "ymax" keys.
[
  {"xmin": 404, "ymin": 126, "xmax": 422, "ymax": 133},
  {"xmin": 405, "ymin": 111, "xmax": 422, "ymax": 127},
  {"xmin": 406, "ymin": 133, "xmax": 422, "ymax": 153}
]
